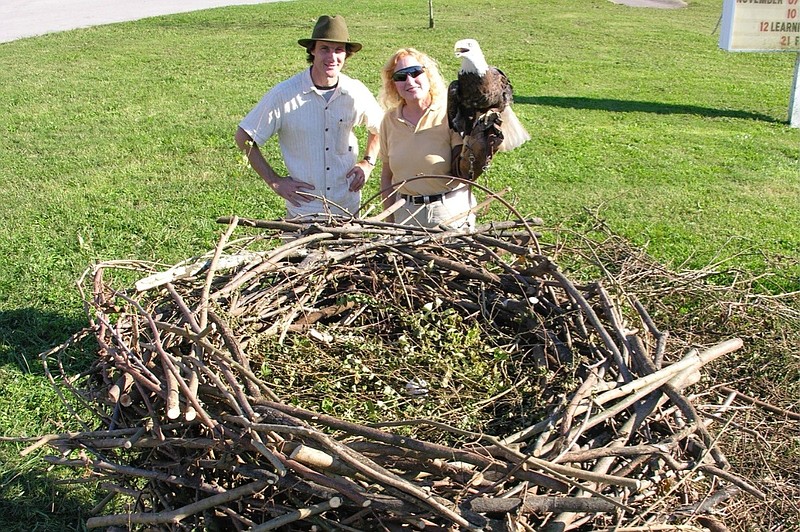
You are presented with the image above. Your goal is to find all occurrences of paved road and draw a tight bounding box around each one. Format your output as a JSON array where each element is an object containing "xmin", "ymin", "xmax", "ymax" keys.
[{"xmin": 0, "ymin": 0, "xmax": 288, "ymax": 43}]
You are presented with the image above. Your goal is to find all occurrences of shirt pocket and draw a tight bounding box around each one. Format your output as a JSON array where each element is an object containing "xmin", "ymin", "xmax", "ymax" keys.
[{"xmin": 334, "ymin": 110, "xmax": 357, "ymax": 155}]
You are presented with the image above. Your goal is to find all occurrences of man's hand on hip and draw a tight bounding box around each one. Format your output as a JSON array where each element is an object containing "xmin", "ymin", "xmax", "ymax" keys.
[{"xmin": 267, "ymin": 176, "xmax": 316, "ymax": 207}]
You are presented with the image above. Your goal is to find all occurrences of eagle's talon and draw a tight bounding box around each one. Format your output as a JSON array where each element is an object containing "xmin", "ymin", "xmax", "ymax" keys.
[{"xmin": 481, "ymin": 110, "xmax": 501, "ymax": 126}]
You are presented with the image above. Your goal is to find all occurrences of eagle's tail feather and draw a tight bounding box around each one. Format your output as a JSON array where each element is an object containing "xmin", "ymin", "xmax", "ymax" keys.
[{"xmin": 498, "ymin": 106, "xmax": 530, "ymax": 152}]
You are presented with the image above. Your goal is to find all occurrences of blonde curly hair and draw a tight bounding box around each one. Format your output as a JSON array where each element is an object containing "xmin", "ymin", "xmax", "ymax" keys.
[{"xmin": 378, "ymin": 48, "xmax": 449, "ymax": 111}]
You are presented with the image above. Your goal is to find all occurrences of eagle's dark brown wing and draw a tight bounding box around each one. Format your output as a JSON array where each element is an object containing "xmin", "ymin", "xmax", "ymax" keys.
[
  {"xmin": 491, "ymin": 66, "xmax": 514, "ymax": 109},
  {"xmin": 447, "ymin": 79, "xmax": 467, "ymax": 137}
]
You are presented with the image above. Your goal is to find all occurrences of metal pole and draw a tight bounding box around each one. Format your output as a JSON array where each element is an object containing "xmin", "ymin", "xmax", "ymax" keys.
[{"xmin": 790, "ymin": 52, "xmax": 800, "ymax": 128}]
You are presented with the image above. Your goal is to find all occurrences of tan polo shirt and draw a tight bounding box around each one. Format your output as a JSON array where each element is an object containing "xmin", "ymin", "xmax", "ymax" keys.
[{"xmin": 378, "ymin": 102, "xmax": 463, "ymax": 196}]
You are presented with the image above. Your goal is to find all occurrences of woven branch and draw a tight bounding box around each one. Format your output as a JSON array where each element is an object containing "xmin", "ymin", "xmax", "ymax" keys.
[{"xmin": 30, "ymin": 214, "xmax": 762, "ymax": 530}]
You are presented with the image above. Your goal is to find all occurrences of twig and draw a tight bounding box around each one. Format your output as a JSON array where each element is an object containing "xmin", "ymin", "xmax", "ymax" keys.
[
  {"xmin": 85, "ymin": 480, "xmax": 269, "ymax": 528},
  {"xmin": 250, "ymin": 496, "xmax": 342, "ymax": 531},
  {"xmin": 199, "ymin": 214, "xmax": 239, "ymax": 329},
  {"xmin": 718, "ymin": 385, "xmax": 800, "ymax": 420}
]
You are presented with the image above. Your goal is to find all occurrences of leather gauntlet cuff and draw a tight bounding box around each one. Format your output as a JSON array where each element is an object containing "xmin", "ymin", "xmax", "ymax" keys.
[{"xmin": 453, "ymin": 111, "xmax": 504, "ymax": 180}]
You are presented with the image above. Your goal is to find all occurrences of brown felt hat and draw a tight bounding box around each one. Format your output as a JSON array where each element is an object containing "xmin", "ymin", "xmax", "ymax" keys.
[{"xmin": 297, "ymin": 15, "xmax": 362, "ymax": 53}]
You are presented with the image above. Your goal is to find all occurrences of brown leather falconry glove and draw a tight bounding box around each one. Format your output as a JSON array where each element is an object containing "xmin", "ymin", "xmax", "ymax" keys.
[{"xmin": 453, "ymin": 110, "xmax": 504, "ymax": 181}]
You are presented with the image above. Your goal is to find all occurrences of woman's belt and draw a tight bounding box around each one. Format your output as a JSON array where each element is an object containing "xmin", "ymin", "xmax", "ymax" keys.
[{"xmin": 400, "ymin": 188, "xmax": 463, "ymax": 205}]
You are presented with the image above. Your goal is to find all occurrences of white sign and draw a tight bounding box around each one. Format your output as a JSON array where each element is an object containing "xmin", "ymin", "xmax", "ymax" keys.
[{"xmin": 720, "ymin": 0, "xmax": 800, "ymax": 52}]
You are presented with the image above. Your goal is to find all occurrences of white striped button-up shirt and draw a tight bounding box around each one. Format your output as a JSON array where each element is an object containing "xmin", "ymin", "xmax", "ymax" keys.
[{"xmin": 239, "ymin": 68, "xmax": 383, "ymax": 218}]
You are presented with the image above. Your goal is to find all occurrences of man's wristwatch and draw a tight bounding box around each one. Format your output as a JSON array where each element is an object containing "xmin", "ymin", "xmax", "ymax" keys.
[{"xmin": 362, "ymin": 155, "xmax": 375, "ymax": 167}]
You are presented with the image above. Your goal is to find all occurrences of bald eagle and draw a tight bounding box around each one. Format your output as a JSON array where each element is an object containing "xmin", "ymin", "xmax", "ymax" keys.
[{"xmin": 447, "ymin": 39, "xmax": 530, "ymax": 152}]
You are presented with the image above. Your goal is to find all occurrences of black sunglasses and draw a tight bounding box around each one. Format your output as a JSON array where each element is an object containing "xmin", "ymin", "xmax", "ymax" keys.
[{"xmin": 392, "ymin": 66, "xmax": 426, "ymax": 82}]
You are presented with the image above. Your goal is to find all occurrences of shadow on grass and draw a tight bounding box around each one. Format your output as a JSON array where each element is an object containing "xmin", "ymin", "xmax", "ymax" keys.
[
  {"xmin": 0, "ymin": 468, "xmax": 93, "ymax": 532},
  {"xmin": 0, "ymin": 308, "xmax": 92, "ymax": 374},
  {"xmin": 517, "ymin": 95, "xmax": 783, "ymax": 123},
  {"xmin": 0, "ymin": 310, "xmax": 98, "ymax": 530}
]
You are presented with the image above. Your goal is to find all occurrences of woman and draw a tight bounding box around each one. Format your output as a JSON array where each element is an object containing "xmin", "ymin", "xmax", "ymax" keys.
[{"xmin": 378, "ymin": 48, "xmax": 477, "ymax": 229}]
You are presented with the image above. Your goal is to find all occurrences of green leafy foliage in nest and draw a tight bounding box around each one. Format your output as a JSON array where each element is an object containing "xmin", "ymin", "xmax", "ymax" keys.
[{"xmin": 246, "ymin": 294, "xmax": 554, "ymax": 440}]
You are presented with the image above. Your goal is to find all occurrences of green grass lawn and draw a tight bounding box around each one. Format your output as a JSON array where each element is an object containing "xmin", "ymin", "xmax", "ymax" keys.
[{"xmin": 0, "ymin": 0, "xmax": 798, "ymax": 529}]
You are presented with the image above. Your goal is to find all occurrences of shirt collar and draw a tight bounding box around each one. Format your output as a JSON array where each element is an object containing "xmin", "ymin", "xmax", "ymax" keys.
[
  {"xmin": 394, "ymin": 99, "xmax": 443, "ymax": 121},
  {"xmin": 427, "ymin": 99, "xmax": 443, "ymax": 112},
  {"xmin": 301, "ymin": 68, "xmax": 351, "ymax": 96}
]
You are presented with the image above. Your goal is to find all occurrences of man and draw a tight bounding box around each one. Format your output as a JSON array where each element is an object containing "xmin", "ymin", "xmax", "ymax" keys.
[{"xmin": 236, "ymin": 15, "xmax": 382, "ymax": 219}]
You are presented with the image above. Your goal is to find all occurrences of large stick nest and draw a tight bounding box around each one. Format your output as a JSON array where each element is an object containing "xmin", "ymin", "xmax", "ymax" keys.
[{"xmin": 38, "ymin": 213, "xmax": 789, "ymax": 531}]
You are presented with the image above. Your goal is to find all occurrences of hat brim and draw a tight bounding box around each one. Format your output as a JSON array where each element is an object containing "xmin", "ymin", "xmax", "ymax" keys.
[{"xmin": 298, "ymin": 38, "xmax": 362, "ymax": 53}]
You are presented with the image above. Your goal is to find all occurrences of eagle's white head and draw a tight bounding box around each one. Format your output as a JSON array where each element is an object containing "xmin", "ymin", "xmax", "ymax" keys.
[{"xmin": 454, "ymin": 38, "xmax": 489, "ymax": 76}]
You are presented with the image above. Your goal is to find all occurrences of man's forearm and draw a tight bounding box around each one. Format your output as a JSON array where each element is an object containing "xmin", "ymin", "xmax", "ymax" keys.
[{"xmin": 236, "ymin": 128, "xmax": 279, "ymax": 184}]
